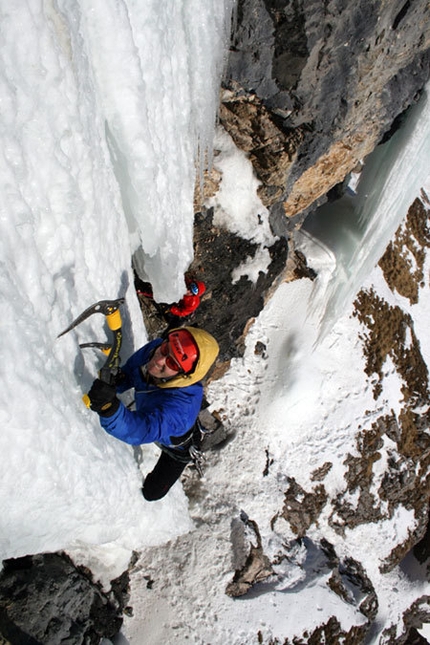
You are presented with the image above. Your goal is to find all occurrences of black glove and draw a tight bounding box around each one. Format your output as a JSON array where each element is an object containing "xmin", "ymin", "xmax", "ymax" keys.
[{"xmin": 87, "ymin": 379, "xmax": 120, "ymax": 417}]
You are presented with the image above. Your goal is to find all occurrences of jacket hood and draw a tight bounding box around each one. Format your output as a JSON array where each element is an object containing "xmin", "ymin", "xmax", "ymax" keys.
[{"xmin": 157, "ymin": 326, "xmax": 219, "ymax": 388}]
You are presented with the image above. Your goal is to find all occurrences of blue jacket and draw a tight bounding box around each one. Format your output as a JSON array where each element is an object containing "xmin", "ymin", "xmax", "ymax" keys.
[{"xmin": 99, "ymin": 339, "xmax": 203, "ymax": 447}]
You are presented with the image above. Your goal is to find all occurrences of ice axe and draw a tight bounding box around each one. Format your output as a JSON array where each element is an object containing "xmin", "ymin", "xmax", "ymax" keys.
[{"xmin": 57, "ymin": 298, "xmax": 125, "ymax": 407}]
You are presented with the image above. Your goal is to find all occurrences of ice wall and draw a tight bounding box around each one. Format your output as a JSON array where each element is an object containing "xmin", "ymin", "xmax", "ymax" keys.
[
  {"xmin": 67, "ymin": 0, "xmax": 236, "ymax": 302},
  {"xmin": 0, "ymin": 0, "xmax": 235, "ymax": 561}
]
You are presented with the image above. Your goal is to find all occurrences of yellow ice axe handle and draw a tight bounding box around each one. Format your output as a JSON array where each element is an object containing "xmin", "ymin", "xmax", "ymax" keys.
[
  {"xmin": 106, "ymin": 308, "xmax": 122, "ymax": 331},
  {"xmin": 82, "ymin": 308, "xmax": 122, "ymax": 408}
]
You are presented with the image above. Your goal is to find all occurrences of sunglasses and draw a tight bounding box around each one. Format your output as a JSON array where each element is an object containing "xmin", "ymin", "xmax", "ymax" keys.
[{"xmin": 159, "ymin": 341, "xmax": 183, "ymax": 373}]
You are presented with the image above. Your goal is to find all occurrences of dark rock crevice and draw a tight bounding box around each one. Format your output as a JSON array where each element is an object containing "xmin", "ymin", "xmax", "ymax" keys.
[
  {"xmin": 189, "ymin": 208, "xmax": 289, "ymax": 363},
  {"xmin": 0, "ymin": 552, "xmax": 130, "ymax": 645}
]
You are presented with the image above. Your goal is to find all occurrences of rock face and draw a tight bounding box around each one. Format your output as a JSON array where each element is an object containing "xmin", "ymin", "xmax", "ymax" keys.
[
  {"xmin": 226, "ymin": 511, "xmax": 274, "ymax": 597},
  {"xmin": 220, "ymin": 0, "xmax": 430, "ymax": 232},
  {"xmin": 0, "ymin": 553, "xmax": 129, "ymax": 644}
]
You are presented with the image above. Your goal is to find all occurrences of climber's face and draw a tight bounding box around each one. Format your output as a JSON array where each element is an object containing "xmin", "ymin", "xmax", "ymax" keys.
[{"xmin": 147, "ymin": 341, "xmax": 182, "ymax": 378}]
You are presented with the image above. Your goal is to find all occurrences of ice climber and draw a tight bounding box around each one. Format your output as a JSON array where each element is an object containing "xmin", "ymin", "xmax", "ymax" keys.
[
  {"xmin": 167, "ymin": 276, "xmax": 206, "ymax": 319},
  {"xmin": 134, "ymin": 272, "xmax": 206, "ymax": 326},
  {"xmin": 87, "ymin": 326, "xmax": 219, "ymax": 501}
]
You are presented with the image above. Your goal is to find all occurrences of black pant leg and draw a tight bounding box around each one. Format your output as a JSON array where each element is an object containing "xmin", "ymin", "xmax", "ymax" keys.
[{"xmin": 142, "ymin": 450, "xmax": 189, "ymax": 501}]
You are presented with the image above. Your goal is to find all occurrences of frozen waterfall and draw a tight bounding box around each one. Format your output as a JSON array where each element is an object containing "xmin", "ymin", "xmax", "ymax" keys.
[{"xmin": 298, "ymin": 82, "xmax": 430, "ymax": 341}]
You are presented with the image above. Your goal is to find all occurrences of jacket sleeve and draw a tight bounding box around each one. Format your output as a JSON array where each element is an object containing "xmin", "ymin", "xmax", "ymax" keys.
[
  {"xmin": 99, "ymin": 385, "xmax": 203, "ymax": 446},
  {"xmin": 169, "ymin": 295, "xmax": 200, "ymax": 317},
  {"xmin": 99, "ymin": 403, "xmax": 168, "ymax": 445}
]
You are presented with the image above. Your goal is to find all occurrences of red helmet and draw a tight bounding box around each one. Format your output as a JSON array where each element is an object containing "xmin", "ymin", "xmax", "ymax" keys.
[{"xmin": 168, "ymin": 329, "xmax": 199, "ymax": 373}]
